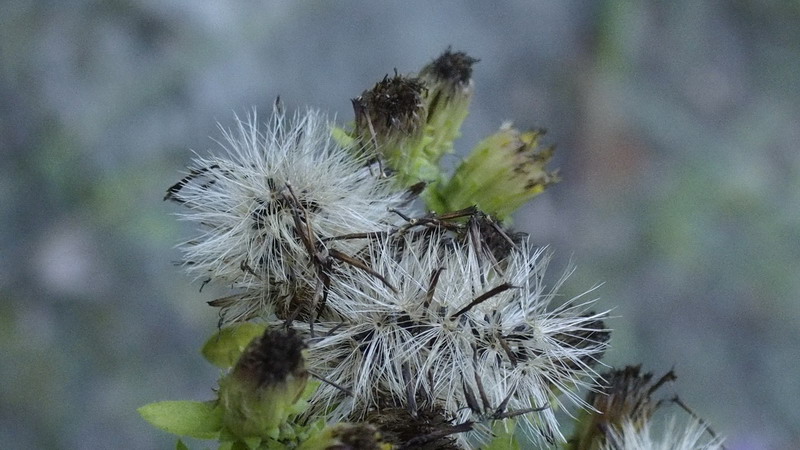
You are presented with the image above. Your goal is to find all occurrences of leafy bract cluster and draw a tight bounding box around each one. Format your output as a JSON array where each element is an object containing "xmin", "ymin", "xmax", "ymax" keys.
[{"xmin": 161, "ymin": 98, "xmax": 603, "ymax": 446}]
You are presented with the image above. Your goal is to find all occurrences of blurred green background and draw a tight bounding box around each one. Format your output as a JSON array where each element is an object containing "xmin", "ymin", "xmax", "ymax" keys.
[{"xmin": 2, "ymin": 1, "xmax": 798, "ymax": 448}]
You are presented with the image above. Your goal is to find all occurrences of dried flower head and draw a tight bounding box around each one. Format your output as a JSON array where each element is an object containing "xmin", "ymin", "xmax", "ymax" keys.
[
  {"xmin": 570, "ymin": 365, "xmax": 678, "ymax": 450},
  {"xmin": 365, "ymin": 402, "xmax": 462, "ymax": 450},
  {"xmin": 165, "ymin": 107, "xmax": 408, "ymax": 322},
  {"xmin": 352, "ymin": 73, "xmax": 428, "ymax": 151},
  {"xmin": 420, "ymin": 47, "xmax": 478, "ymax": 89},
  {"xmin": 352, "ymin": 73, "xmax": 435, "ymax": 187}
]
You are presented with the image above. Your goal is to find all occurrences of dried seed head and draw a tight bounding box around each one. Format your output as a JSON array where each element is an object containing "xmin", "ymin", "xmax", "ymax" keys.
[
  {"xmin": 602, "ymin": 417, "xmax": 725, "ymax": 450},
  {"xmin": 366, "ymin": 404, "xmax": 461, "ymax": 450},
  {"xmin": 166, "ymin": 107, "xmax": 407, "ymax": 323},
  {"xmin": 296, "ymin": 227, "xmax": 608, "ymax": 446}
]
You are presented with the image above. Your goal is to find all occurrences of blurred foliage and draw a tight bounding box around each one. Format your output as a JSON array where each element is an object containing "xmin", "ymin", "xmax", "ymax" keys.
[{"xmin": 1, "ymin": 1, "xmax": 798, "ymax": 449}]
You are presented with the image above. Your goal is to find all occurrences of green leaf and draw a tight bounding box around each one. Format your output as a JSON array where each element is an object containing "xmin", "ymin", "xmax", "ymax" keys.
[
  {"xmin": 484, "ymin": 420, "xmax": 521, "ymax": 450},
  {"xmin": 138, "ymin": 400, "xmax": 222, "ymax": 439},
  {"xmin": 227, "ymin": 441, "xmax": 258, "ymax": 450},
  {"xmin": 176, "ymin": 439, "xmax": 189, "ymax": 450},
  {"xmin": 202, "ymin": 322, "xmax": 267, "ymax": 369},
  {"xmin": 242, "ymin": 437, "xmax": 262, "ymax": 449}
]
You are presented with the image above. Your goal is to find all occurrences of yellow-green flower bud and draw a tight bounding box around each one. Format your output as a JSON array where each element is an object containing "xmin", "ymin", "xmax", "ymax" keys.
[
  {"xmin": 218, "ymin": 328, "xmax": 309, "ymax": 441},
  {"xmin": 430, "ymin": 124, "xmax": 559, "ymax": 220}
]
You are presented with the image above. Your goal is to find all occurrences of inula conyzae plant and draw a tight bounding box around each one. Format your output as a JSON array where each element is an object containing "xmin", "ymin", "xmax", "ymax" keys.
[{"xmin": 140, "ymin": 49, "xmax": 724, "ymax": 450}]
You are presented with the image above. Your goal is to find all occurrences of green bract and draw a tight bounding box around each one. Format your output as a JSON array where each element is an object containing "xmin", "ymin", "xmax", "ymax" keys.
[
  {"xmin": 138, "ymin": 401, "xmax": 222, "ymax": 440},
  {"xmin": 429, "ymin": 125, "xmax": 559, "ymax": 221},
  {"xmin": 202, "ymin": 322, "xmax": 267, "ymax": 369}
]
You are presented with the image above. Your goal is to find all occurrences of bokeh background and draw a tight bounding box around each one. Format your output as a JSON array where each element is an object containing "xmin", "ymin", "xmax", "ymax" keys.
[{"xmin": 2, "ymin": 1, "xmax": 799, "ymax": 448}]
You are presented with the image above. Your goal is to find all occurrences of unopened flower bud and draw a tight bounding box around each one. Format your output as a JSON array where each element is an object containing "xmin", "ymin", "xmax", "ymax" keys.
[
  {"xmin": 418, "ymin": 48, "xmax": 478, "ymax": 169},
  {"xmin": 349, "ymin": 49, "xmax": 478, "ymax": 192},
  {"xmin": 353, "ymin": 74, "xmax": 427, "ymax": 147},
  {"xmin": 218, "ymin": 328, "xmax": 309, "ymax": 440},
  {"xmin": 352, "ymin": 74, "xmax": 433, "ymax": 185},
  {"xmin": 430, "ymin": 123, "xmax": 559, "ymax": 220}
]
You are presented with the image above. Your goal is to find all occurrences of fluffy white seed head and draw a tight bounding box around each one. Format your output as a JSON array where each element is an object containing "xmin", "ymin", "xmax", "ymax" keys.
[
  {"xmin": 298, "ymin": 227, "xmax": 609, "ymax": 445},
  {"xmin": 167, "ymin": 107, "xmax": 407, "ymax": 322},
  {"xmin": 603, "ymin": 417, "xmax": 725, "ymax": 450}
]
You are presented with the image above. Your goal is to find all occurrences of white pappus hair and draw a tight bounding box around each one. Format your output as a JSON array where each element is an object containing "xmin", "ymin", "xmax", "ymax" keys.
[
  {"xmin": 603, "ymin": 417, "xmax": 725, "ymax": 450},
  {"xmin": 166, "ymin": 107, "xmax": 408, "ymax": 323},
  {"xmin": 296, "ymin": 227, "xmax": 609, "ymax": 445}
]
